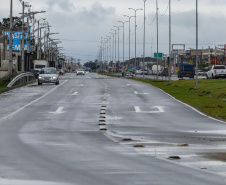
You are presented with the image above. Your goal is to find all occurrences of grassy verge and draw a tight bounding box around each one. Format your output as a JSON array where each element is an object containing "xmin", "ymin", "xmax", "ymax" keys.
[{"xmin": 132, "ymin": 78, "xmax": 226, "ymax": 120}]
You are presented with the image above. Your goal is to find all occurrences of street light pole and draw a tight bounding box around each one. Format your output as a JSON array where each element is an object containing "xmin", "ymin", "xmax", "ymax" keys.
[
  {"xmin": 109, "ymin": 32, "xmax": 114, "ymax": 67},
  {"xmin": 107, "ymin": 36, "xmax": 112, "ymax": 66},
  {"xmin": 143, "ymin": 0, "xmax": 146, "ymax": 80},
  {"xmin": 101, "ymin": 37, "xmax": 103, "ymax": 70},
  {"xmin": 129, "ymin": 8, "xmax": 143, "ymax": 77},
  {"xmin": 124, "ymin": 15, "xmax": 135, "ymax": 72},
  {"xmin": 169, "ymin": 0, "xmax": 171, "ymax": 84},
  {"xmin": 114, "ymin": 26, "xmax": 121, "ymax": 65},
  {"xmin": 118, "ymin": 21, "xmax": 128, "ymax": 71},
  {"xmin": 156, "ymin": 0, "xmax": 159, "ymax": 81},
  {"xmin": 195, "ymin": 0, "xmax": 199, "ymax": 89},
  {"xmin": 111, "ymin": 29, "xmax": 117, "ymax": 72}
]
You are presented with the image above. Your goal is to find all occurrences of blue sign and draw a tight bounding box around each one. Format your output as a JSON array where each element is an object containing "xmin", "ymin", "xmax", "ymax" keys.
[{"xmin": 5, "ymin": 28, "xmax": 31, "ymax": 51}]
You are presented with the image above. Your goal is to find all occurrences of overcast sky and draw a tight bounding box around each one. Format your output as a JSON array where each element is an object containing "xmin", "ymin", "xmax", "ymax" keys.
[{"xmin": 1, "ymin": 0, "xmax": 226, "ymax": 63}]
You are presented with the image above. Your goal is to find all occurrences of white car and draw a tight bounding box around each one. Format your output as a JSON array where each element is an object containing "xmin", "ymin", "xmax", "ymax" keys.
[
  {"xmin": 206, "ymin": 65, "xmax": 226, "ymax": 79},
  {"xmin": 76, "ymin": 69, "xmax": 85, "ymax": 75},
  {"xmin": 38, "ymin": 67, "xmax": 59, "ymax": 85}
]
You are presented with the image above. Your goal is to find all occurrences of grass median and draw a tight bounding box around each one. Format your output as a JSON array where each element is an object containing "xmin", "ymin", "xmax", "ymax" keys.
[{"xmin": 132, "ymin": 78, "xmax": 226, "ymax": 120}]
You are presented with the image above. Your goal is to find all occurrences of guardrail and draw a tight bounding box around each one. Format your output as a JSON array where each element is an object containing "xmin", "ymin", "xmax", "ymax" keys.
[{"xmin": 7, "ymin": 72, "xmax": 36, "ymax": 88}]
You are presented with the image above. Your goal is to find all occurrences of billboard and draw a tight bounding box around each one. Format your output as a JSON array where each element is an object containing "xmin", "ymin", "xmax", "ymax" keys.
[{"xmin": 5, "ymin": 28, "xmax": 31, "ymax": 51}]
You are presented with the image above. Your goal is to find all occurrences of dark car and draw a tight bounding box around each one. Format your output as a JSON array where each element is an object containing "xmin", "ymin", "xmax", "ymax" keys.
[
  {"xmin": 161, "ymin": 68, "xmax": 169, "ymax": 76},
  {"xmin": 29, "ymin": 69, "xmax": 40, "ymax": 79}
]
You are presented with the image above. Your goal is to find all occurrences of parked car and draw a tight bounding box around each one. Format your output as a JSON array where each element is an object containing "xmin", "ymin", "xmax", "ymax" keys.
[
  {"xmin": 38, "ymin": 67, "xmax": 59, "ymax": 85},
  {"xmin": 76, "ymin": 69, "xmax": 85, "ymax": 75},
  {"xmin": 197, "ymin": 70, "xmax": 206, "ymax": 76},
  {"xmin": 136, "ymin": 70, "xmax": 141, "ymax": 75},
  {"xmin": 140, "ymin": 70, "xmax": 148, "ymax": 75},
  {"xmin": 161, "ymin": 68, "xmax": 169, "ymax": 76},
  {"xmin": 206, "ymin": 65, "xmax": 226, "ymax": 79}
]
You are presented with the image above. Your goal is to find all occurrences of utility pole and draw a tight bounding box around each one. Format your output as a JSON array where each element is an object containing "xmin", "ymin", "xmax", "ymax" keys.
[
  {"xmin": 9, "ymin": 0, "xmax": 13, "ymax": 75},
  {"xmin": 21, "ymin": 1, "xmax": 25, "ymax": 72}
]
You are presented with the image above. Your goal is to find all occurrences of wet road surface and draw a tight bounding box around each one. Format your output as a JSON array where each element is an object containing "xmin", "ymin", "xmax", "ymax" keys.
[{"xmin": 0, "ymin": 73, "xmax": 225, "ymax": 185}]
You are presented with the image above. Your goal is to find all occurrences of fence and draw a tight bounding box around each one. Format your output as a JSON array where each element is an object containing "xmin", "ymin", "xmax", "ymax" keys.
[{"xmin": 7, "ymin": 72, "xmax": 36, "ymax": 88}]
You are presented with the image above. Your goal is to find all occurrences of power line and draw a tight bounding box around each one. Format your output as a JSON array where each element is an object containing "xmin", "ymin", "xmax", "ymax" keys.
[
  {"xmin": 159, "ymin": 2, "xmax": 169, "ymax": 16},
  {"xmin": 60, "ymin": 39, "xmax": 99, "ymax": 43}
]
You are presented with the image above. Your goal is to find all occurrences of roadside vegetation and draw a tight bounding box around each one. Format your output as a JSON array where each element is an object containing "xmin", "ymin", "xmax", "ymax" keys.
[
  {"xmin": 133, "ymin": 78, "xmax": 226, "ymax": 120},
  {"xmin": 0, "ymin": 75, "xmax": 11, "ymax": 91}
]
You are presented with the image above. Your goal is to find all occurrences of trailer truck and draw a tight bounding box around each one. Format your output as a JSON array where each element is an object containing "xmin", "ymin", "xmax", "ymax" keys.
[{"xmin": 34, "ymin": 60, "xmax": 48, "ymax": 71}]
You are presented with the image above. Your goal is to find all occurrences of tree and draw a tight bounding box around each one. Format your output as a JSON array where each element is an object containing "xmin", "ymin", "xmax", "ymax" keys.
[
  {"xmin": 84, "ymin": 61, "xmax": 98, "ymax": 70},
  {"xmin": 1, "ymin": 17, "xmax": 23, "ymax": 28}
]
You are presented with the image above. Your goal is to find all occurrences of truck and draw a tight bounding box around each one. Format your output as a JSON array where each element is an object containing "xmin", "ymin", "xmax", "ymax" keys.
[
  {"xmin": 152, "ymin": 65, "xmax": 162, "ymax": 75},
  {"xmin": 177, "ymin": 63, "xmax": 195, "ymax": 78},
  {"xmin": 34, "ymin": 60, "xmax": 48, "ymax": 71},
  {"xmin": 206, "ymin": 65, "xmax": 226, "ymax": 79}
]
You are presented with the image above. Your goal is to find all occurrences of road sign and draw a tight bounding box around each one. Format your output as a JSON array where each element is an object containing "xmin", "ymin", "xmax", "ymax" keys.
[{"xmin": 154, "ymin": 53, "xmax": 163, "ymax": 57}]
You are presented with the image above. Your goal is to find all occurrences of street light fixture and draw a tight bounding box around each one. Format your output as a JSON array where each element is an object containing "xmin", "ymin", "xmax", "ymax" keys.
[{"xmin": 128, "ymin": 8, "xmax": 143, "ymax": 77}]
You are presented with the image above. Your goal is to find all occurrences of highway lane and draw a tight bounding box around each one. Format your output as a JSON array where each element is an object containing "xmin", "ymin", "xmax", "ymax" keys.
[{"xmin": 0, "ymin": 72, "xmax": 225, "ymax": 184}]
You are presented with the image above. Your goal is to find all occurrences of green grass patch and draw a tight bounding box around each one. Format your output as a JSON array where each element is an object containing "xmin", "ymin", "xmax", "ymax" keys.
[{"xmin": 132, "ymin": 78, "xmax": 226, "ymax": 120}]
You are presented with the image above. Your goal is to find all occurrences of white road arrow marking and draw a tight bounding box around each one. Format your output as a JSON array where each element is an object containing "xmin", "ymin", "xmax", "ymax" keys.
[
  {"xmin": 70, "ymin": 92, "xmax": 78, "ymax": 95},
  {"xmin": 49, "ymin": 107, "xmax": 66, "ymax": 114},
  {"xmin": 76, "ymin": 84, "xmax": 84, "ymax": 87},
  {"xmin": 134, "ymin": 91, "xmax": 150, "ymax": 95},
  {"xmin": 134, "ymin": 106, "xmax": 166, "ymax": 113}
]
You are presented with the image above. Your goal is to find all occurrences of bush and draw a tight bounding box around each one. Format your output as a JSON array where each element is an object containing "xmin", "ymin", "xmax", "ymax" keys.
[{"xmin": 0, "ymin": 75, "xmax": 12, "ymax": 87}]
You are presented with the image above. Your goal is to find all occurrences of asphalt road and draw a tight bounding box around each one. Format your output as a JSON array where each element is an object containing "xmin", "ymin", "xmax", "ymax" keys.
[{"xmin": 0, "ymin": 72, "xmax": 225, "ymax": 185}]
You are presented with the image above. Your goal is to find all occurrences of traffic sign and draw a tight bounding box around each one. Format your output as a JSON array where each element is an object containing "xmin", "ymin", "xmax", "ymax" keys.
[{"xmin": 154, "ymin": 53, "xmax": 163, "ymax": 57}]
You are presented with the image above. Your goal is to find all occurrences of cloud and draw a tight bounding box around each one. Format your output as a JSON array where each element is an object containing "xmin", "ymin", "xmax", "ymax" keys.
[
  {"xmin": 74, "ymin": 2, "xmax": 115, "ymax": 26},
  {"xmin": 47, "ymin": 0, "xmax": 75, "ymax": 12}
]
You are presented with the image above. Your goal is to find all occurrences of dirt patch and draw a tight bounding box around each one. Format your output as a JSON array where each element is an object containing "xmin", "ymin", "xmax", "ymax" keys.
[{"xmin": 203, "ymin": 152, "xmax": 226, "ymax": 162}]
